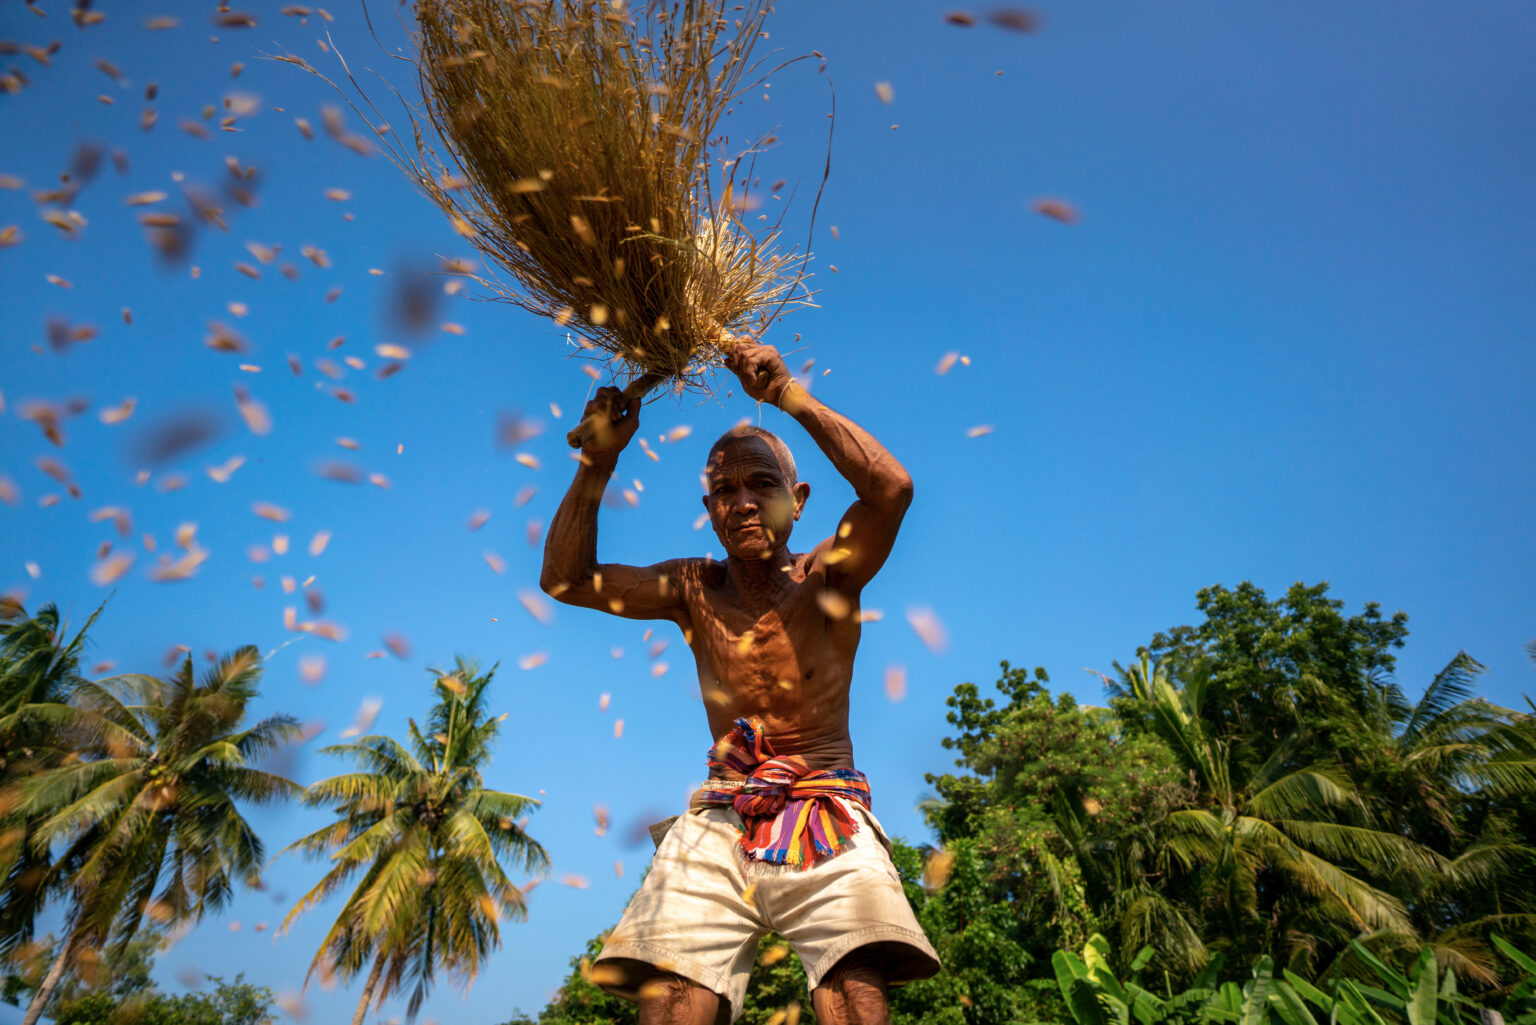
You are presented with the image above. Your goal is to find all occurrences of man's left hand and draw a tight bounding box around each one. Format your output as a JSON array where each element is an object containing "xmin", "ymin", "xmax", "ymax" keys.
[{"xmin": 726, "ymin": 341, "xmax": 795, "ymax": 406}]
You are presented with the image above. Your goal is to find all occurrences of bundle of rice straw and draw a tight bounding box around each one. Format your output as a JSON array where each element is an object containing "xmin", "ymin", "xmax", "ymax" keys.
[{"xmin": 309, "ymin": 0, "xmax": 817, "ymax": 445}]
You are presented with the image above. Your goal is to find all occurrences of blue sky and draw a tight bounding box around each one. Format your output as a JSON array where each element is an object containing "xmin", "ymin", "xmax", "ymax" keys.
[{"xmin": 2, "ymin": 0, "xmax": 1534, "ymax": 1020}]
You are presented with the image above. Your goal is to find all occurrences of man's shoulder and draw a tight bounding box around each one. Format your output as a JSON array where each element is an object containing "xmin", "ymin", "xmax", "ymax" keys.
[
  {"xmin": 688, "ymin": 556, "xmax": 723, "ymax": 589},
  {"xmin": 661, "ymin": 555, "xmax": 712, "ymax": 589}
]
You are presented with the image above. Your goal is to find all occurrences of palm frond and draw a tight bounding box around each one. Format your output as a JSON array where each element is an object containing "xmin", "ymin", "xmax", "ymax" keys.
[
  {"xmin": 210, "ymin": 766, "xmax": 306, "ymax": 805},
  {"xmin": 24, "ymin": 760, "xmax": 143, "ymax": 840},
  {"xmin": 1273, "ymin": 819, "xmax": 1446, "ymax": 877},
  {"xmin": 1246, "ymin": 767, "xmax": 1357, "ymax": 821},
  {"xmin": 281, "ymin": 857, "xmax": 384, "ymax": 940},
  {"xmin": 234, "ymin": 714, "xmax": 305, "ymax": 761},
  {"xmin": 68, "ymin": 677, "xmax": 156, "ymax": 734},
  {"xmin": 1465, "ymin": 752, "xmax": 1536, "ymax": 799},
  {"xmin": 1115, "ymin": 886, "xmax": 1208, "ymax": 977},
  {"xmin": 317, "ymin": 735, "xmax": 425, "ymax": 777},
  {"xmin": 1246, "ymin": 819, "xmax": 1413, "ymax": 933},
  {"xmin": 327, "ymin": 815, "xmax": 416, "ymax": 870},
  {"xmin": 1400, "ymin": 651, "xmax": 1488, "ymax": 742},
  {"xmin": 1432, "ymin": 839, "xmax": 1536, "ymax": 890},
  {"xmin": 302, "ymin": 771, "xmax": 405, "ymax": 811},
  {"xmin": 357, "ymin": 833, "xmax": 433, "ymax": 939}
]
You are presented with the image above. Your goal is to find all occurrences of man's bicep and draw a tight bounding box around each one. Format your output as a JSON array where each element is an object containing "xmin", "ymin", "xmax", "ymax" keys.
[
  {"xmin": 547, "ymin": 558, "xmax": 689, "ymax": 621},
  {"xmin": 816, "ymin": 498, "xmax": 908, "ymax": 594}
]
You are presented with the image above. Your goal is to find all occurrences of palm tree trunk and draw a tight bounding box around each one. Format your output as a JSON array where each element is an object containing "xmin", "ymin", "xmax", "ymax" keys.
[
  {"xmin": 351, "ymin": 951, "xmax": 387, "ymax": 1025},
  {"xmin": 22, "ymin": 917, "xmax": 88, "ymax": 1025}
]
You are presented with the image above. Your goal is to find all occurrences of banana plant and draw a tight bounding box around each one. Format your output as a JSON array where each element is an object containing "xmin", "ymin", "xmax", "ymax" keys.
[
  {"xmin": 1281, "ymin": 970, "xmax": 1393, "ymax": 1025},
  {"xmin": 1042, "ymin": 933, "xmax": 1536, "ymax": 1025},
  {"xmin": 1280, "ymin": 941, "xmax": 1498, "ymax": 1025},
  {"xmin": 1490, "ymin": 934, "xmax": 1536, "ymax": 1025},
  {"xmin": 1047, "ymin": 935, "xmax": 1273, "ymax": 1025},
  {"xmin": 1051, "ymin": 934, "xmax": 1172, "ymax": 1025},
  {"xmin": 1196, "ymin": 959, "xmax": 1277, "ymax": 1025}
]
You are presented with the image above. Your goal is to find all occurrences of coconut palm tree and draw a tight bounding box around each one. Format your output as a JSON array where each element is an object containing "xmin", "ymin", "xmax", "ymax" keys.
[
  {"xmin": 1123, "ymin": 653, "xmax": 1448, "ymax": 975},
  {"xmin": 15, "ymin": 646, "xmax": 302, "ymax": 1025},
  {"xmin": 1356, "ymin": 652, "xmax": 1535, "ymax": 838},
  {"xmin": 0, "ymin": 599, "xmax": 103, "ymax": 725},
  {"xmin": 0, "ymin": 600, "xmax": 105, "ymax": 959},
  {"xmin": 1350, "ymin": 651, "xmax": 1536, "ymax": 983},
  {"xmin": 282, "ymin": 657, "xmax": 549, "ymax": 1025}
]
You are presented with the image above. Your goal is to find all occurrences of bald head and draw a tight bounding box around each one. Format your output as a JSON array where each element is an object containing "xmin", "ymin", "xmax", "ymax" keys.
[{"xmin": 707, "ymin": 425, "xmax": 797, "ymax": 487}]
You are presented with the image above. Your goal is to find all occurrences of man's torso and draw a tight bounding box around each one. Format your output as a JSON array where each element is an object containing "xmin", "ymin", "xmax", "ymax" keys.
[{"xmin": 671, "ymin": 552, "xmax": 861, "ymax": 773}]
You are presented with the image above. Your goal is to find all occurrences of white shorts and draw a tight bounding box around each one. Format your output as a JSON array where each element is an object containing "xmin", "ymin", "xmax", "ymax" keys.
[{"xmin": 593, "ymin": 798, "xmax": 941, "ymax": 1020}]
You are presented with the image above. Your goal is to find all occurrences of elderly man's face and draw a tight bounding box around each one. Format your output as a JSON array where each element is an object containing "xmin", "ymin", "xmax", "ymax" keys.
[{"xmin": 702, "ymin": 437, "xmax": 809, "ymax": 560}]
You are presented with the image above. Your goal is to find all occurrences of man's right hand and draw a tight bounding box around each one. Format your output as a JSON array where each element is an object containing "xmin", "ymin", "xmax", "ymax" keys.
[{"xmin": 580, "ymin": 386, "xmax": 640, "ymax": 459}]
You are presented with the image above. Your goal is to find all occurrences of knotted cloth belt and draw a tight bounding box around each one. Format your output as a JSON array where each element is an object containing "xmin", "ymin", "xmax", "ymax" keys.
[{"xmin": 694, "ymin": 716, "xmax": 871, "ymax": 870}]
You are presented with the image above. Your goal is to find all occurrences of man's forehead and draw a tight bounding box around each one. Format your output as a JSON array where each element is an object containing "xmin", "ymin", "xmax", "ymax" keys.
[{"xmin": 706, "ymin": 436, "xmax": 785, "ymax": 476}]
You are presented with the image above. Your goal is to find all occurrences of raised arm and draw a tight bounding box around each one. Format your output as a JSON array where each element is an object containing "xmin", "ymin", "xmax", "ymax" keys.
[
  {"xmin": 540, "ymin": 386, "xmax": 689, "ymax": 622},
  {"xmin": 726, "ymin": 342, "xmax": 914, "ymax": 594}
]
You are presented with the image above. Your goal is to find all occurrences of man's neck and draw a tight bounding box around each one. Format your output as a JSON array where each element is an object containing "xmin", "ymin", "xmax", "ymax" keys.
[{"xmin": 725, "ymin": 548, "xmax": 796, "ymax": 604}]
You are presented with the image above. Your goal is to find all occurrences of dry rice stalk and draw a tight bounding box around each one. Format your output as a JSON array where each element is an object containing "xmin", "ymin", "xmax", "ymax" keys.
[{"xmin": 284, "ymin": 0, "xmax": 816, "ymax": 419}]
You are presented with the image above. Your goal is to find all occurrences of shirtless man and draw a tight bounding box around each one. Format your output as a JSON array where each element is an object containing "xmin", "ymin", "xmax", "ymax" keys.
[{"xmin": 541, "ymin": 342, "xmax": 939, "ymax": 1024}]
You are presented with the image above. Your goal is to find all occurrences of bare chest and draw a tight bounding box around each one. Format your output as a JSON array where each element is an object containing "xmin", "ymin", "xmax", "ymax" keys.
[{"xmin": 686, "ymin": 571, "xmax": 858, "ymax": 692}]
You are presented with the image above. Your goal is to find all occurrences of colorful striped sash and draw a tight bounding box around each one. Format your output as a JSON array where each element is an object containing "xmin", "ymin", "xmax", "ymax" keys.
[{"xmin": 695, "ymin": 717, "xmax": 871, "ymax": 870}]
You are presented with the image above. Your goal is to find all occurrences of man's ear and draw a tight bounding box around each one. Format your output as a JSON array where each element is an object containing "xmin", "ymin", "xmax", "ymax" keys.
[
  {"xmin": 701, "ymin": 494, "xmax": 710, "ymax": 510},
  {"xmin": 792, "ymin": 481, "xmax": 811, "ymax": 519}
]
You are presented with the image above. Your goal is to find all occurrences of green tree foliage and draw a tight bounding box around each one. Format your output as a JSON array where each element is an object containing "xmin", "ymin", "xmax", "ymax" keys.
[
  {"xmin": 5, "ymin": 924, "xmax": 276, "ymax": 1025},
  {"xmin": 887, "ymin": 837, "xmax": 1057, "ymax": 1025},
  {"xmin": 50, "ymin": 973, "xmax": 276, "ymax": 1025},
  {"xmin": 924, "ymin": 663, "xmax": 1196, "ymax": 973},
  {"xmin": 3, "ymin": 927, "xmax": 161, "ymax": 1011},
  {"xmin": 1132, "ymin": 582, "xmax": 1411, "ymax": 768},
  {"xmin": 14, "ymin": 648, "xmax": 302, "ymax": 1025},
  {"xmin": 283, "ymin": 657, "xmax": 550, "ymax": 1024}
]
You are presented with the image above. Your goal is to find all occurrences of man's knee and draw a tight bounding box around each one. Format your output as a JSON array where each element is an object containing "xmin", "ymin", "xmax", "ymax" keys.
[
  {"xmin": 813, "ymin": 949, "xmax": 890, "ymax": 1025},
  {"xmin": 636, "ymin": 971, "xmax": 722, "ymax": 1025}
]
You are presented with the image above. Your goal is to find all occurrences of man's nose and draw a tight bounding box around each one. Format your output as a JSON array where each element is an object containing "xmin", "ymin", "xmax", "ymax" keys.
[{"xmin": 729, "ymin": 489, "xmax": 757, "ymax": 512}]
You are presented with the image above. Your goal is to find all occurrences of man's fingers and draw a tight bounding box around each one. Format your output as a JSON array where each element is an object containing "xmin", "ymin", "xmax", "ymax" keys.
[
  {"xmin": 724, "ymin": 343, "xmax": 783, "ymax": 399},
  {"xmin": 593, "ymin": 386, "xmax": 624, "ymax": 419}
]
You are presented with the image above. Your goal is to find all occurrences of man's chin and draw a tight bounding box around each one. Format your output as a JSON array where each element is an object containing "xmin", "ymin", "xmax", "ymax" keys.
[{"xmin": 723, "ymin": 539, "xmax": 782, "ymax": 562}]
